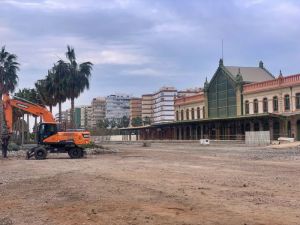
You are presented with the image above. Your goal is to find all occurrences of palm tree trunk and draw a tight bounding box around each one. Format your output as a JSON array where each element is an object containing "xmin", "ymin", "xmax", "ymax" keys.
[
  {"xmin": 34, "ymin": 116, "xmax": 37, "ymax": 141},
  {"xmin": 59, "ymin": 101, "xmax": 62, "ymax": 124},
  {"xmin": 21, "ymin": 114, "xmax": 24, "ymax": 146},
  {"xmin": 26, "ymin": 114, "xmax": 29, "ymax": 142},
  {"xmin": 71, "ymin": 97, "xmax": 75, "ymax": 129},
  {"xmin": 0, "ymin": 97, "xmax": 3, "ymax": 139}
]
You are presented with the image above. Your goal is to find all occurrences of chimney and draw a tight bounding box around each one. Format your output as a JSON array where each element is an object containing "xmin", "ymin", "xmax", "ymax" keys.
[
  {"xmin": 259, "ymin": 60, "xmax": 264, "ymax": 68},
  {"xmin": 219, "ymin": 58, "xmax": 224, "ymax": 66}
]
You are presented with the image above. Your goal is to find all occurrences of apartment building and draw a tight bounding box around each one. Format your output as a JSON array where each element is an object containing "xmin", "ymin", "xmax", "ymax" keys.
[
  {"xmin": 105, "ymin": 94, "xmax": 131, "ymax": 122},
  {"xmin": 152, "ymin": 87, "xmax": 177, "ymax": 124},
  {"xmin": 80, "ymin": 105, "xmax": 92, "ymax": 129},
  {"xmin": 129, "ymin": 98, "xmax": 142, "ymax": 126},
  {"xmin": 91, "ymin": 97, "xmax": 106, "ymax": 128},
  {"xmin": 141, "ymin": 94, "xmax": 153, "ymax": 125}
]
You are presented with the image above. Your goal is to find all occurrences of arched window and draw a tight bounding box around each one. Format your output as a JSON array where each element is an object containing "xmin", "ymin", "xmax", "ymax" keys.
[
  {"xmin": 296, "ymin": 93, "xmax": 300, "ymax": 109},
  {"xmin": 186, "ymin": 109, "xmax": 189, "ymax": 120},
  {"xmin": 202, "ymin": 106, "xmax": 205, "ymax": 118},
  {"xmin": 176, "ymin": 111, "xmax": 179, "ymax": 121},
  {"xmin": 284, "ymin": 94, "xmax": 290, "ymax": 111},
  {"xmin": 191, "ymin": 108, "xmax": 195, "ymax": 120},
  {"xmin": 253, "ymin": 99, "xmax": 259, "ymax": 113},
  {"xmin": 273, "ymin": 96, "xmax": 278, "ymax": 112},
  {"xmin": 197, "ymin": 107, "xmax": 200, "ymax": 119},
  {"xmin": 263, "ymin": 98, "xmax": 268, "ymax": 113},
  {"xmin": 181, "ymin": 110, "xmax": 184, "ymax": 121},
  {"xmin": 245, "ymin": 100, "xmax": 249, "ymax": 114}
]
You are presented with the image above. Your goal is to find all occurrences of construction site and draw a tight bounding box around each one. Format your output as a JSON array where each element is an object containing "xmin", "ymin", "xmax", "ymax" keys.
[
  {"xmin": 1, "ymin": 1, "xmax": 300, "ymax": 224},
  {"xmin": 1, "ymin": 141, "xmax": 300, "ymax": 225}
]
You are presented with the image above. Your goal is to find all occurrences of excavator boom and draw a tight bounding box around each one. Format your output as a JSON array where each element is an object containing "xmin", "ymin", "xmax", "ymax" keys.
[{"xmin": 3, "ymin": 94, "xmax": 55, "ymax": 133}]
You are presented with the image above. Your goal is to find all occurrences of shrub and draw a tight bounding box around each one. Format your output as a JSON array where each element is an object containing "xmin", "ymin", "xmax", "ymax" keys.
[{"xmin": 8, "ymin": 142, "xmax": 20, "ymax": 151}]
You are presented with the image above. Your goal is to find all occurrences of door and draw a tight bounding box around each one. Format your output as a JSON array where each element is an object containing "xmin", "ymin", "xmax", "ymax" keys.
[{"xmin": 297, "ymin": 120, "xmax": 300, "ymax": 141}]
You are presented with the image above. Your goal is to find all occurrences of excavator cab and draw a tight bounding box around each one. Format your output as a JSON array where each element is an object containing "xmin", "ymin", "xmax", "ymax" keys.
[{"xmin": 37, "ymin": 123, "xmax": 58, "ymax": 144}]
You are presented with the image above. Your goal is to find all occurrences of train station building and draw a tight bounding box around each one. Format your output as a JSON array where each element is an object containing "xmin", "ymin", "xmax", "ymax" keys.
[{"xmin": 122, "ymin": 59, "xmax": 300, "ymax": 141}]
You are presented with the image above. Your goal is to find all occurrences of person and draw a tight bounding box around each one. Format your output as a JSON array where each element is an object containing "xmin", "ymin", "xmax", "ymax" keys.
[{"xmin": 1, "ymin": 134, "xmax": 10, "ymax": 158}]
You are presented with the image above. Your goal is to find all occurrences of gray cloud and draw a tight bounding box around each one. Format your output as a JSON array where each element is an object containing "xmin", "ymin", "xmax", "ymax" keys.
[{"xmin": 0, "ymin": 0, "xmax": 299, "ymax": 112}]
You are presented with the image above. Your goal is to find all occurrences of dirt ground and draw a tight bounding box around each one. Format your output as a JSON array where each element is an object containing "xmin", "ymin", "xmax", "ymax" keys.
[{"xmin": 1, "ymin": 143, "xmax": 300, "ymax": 225}]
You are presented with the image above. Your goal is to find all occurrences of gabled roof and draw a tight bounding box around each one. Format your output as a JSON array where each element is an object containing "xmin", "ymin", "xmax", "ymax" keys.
[{"xmin": 224, "ymin": 66, "xmax": 274, "ymax": 83}]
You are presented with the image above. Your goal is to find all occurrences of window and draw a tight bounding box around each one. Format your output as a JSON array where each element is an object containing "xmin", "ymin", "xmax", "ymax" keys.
[
  {"xmin": 245, "ymin": 100, "xmax": 249, "ymax": 114},
  {"xmin": 197, "ymin": 107, "xmax": 200, "ymax": 119},
  {"xmin": 186, "ymin": 109, "xmax": 189, "ymax": 120},
  {"xmin": 284, "ymin": 95, "xmax": 290, "ymax": 111},
  {"xmin": 296, "ymin": 93, "xmax": 300, "ymax": 109},
  {"xmin": 191, "ymin": 108, "xmax": 195, "ymax": 120},
  {"xmin": 176, "ymin": 111, "xmax": 179, "ymax": 121},
  {"xmin": 253, "ymin": 99, "xmax": 259, "ymax": 113},
  {"xmin": 273, "ymin": 96, "xmax": 278, "ymax": 112},
  {"xmin": 181, "ymin": 110, "xmax": 184, "ymax": 121},
  {"xmin": 202, "ymin": 106, "xmax": 205, "ymax": 118},
  {"xmin": 263, "ymin": 98, "xmax": 268, "ymax": 113}
]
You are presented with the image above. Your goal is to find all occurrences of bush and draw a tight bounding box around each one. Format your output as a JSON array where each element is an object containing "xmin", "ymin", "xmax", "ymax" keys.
[
  {"xmin": 8, "ymin": 142, "xmax": 20, "ymax": 151},
  {"xmin": 81, "ymin": 141, "xmax": 104, "ymax": 149}
]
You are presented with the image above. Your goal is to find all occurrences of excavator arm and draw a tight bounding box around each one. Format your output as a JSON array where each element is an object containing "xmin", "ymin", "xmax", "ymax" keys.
[{"xmin": 2, "ymin": 94, "xmax": 55, "ymax": 133}]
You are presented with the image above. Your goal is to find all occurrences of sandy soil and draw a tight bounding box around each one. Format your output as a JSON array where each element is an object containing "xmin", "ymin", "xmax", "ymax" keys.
[{"xmin": 1, "ymin": 143, "xmax": 300, "ymax": 225}]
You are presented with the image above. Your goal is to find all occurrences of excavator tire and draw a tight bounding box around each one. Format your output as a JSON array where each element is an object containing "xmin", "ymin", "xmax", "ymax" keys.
[
  {"xmin": 34, "ymin": 147, "xmax": 48, "ymax": 160},
  {"xmin": 68, "ymin": 147, "xmax": 83, "ymax": 159}
]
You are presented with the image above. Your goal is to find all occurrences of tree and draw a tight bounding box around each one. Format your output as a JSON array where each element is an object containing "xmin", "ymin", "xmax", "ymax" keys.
[
  {"xmin": 0, "ymin": 46, "xmax": 19, "ymax": 139},
  {"xmin": 65, "ymin": 45, "xmax": 93, "ymax": 128},
  {"xmin": 35, "ymin": 76, "xmax": 57, "ymax": 113},
  {"xmin": 97, "ymin": 119, "xmax": 110, "ymax": 129},
  {"xmin": 143, "ymin": 116, "xmax": 151, "ymax": 125},
  {"xmin": 118, "ymin": 116, "xmax": 130, "ymax": 128},
  {"xmin": 131, "ymin": 117, "xmax": 143, "ymax": 127},
  {"xmin": 110, "ymin": 119, "xmax": 117, "ymax": 128},
  {"xmin": 52, "ymin": 60, "xmax": 68, "ymax": 124},
  {"xmin": 15, "ymin": 88, "xmax": 43, "ymax": 104},
  {"xmin": 14, "ymin": 88, "xmax": 42, "ymax": 143}
]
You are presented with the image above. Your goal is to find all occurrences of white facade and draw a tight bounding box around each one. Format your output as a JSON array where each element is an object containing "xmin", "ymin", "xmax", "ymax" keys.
[
  {"xmin": 152, "ymin": 87, "xmax": 177, "ymax": 124},
  {"xmin": 80, "ymin": 105, "xmax": 92, "ymax": 129}
]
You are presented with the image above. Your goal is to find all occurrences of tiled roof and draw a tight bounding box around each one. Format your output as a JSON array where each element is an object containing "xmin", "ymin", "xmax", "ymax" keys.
[{"xmin": 225, "ymin": 66, "xmax": 274, "ymax": 83}]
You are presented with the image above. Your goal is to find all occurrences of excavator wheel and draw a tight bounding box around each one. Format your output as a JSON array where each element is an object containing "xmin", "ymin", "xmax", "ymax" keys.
[
  {"xmin": 34, "ymin": 147, "xmax": 48, "ymax": 160},
  {"xmin": 68, "ymin": 147, "xmax": 83, "ymax": 159}
]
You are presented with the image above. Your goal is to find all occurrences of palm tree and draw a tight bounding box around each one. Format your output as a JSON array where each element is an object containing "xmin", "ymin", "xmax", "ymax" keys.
[
  {"xmin": 52, "ymin": 60, "xmax": 68, "ymax": 124},
  {"xmin": 35, "ymin": 75, "xmax": 57, "ymax": 113},
  {"xmin": 0, "ymin": 46, "xmax": 19, "ymax": 139},
  {"xmin": 65, "ymin": 45, "xmax": 93, "ymax": 128}
]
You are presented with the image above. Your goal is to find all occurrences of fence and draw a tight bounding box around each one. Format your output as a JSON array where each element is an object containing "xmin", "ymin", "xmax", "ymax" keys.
[{"xmin": 245, "ymin": 131, "xmax": 271, "ymax": 145}]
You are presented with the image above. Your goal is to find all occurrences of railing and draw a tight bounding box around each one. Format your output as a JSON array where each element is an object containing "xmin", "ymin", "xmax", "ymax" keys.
[
  {"xmin": 243, "ymin": 74, "xmax": 300, "ymax": 94},
  {"xmin": 174, "ymin": 93, "xmax": 204, "ymax": 105}
]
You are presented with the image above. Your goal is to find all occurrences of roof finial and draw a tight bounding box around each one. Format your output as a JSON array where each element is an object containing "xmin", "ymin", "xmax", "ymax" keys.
[
  {"xmin": 279, "ymin": 70, "xmax": 283, "ymax": 78},
  {"xmin": 259, "ymin": 60, "xmax": 264, "ymax": 68},
  {"xmin": 219, "ymin": 58, "xmax": 223, "ymax": 66}
]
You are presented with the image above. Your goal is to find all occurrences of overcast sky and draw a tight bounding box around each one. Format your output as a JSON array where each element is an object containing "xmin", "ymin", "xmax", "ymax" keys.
[{"xmin": 1, "ymin": 0, "xmax": 300, "ymax": 110}]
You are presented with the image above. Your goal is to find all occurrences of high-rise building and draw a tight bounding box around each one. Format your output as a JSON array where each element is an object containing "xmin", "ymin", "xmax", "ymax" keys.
[
  {"xmin": 141, "ymin": 94, "xmax": 153, "ymax": 125},
  {"xmin": 74, "ymin": 107, "xmax": 81, "ymax": 129},
  {"xmin": 105, "ymin": 94, "xmax": 131, "ymax": 122},
  {"xmin": 152, "ymin": 87, "xmax": 177, "ymax": 124},
  {"xmin": 91, "ymin": 97, "xmax": 106, "ymax": 128},
  {"xmin": 129, "ymin": 98, "xmax": 142, "ymax": 126},
  {"xmin": 80, "ymin": 105, "xmax": 92, "ymax": 129}
]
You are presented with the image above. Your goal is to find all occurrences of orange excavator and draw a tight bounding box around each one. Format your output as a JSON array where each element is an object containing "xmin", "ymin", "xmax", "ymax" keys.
[{"xmin": 3, "ymin": 94, "xmax": 91, "ymax": 160}]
